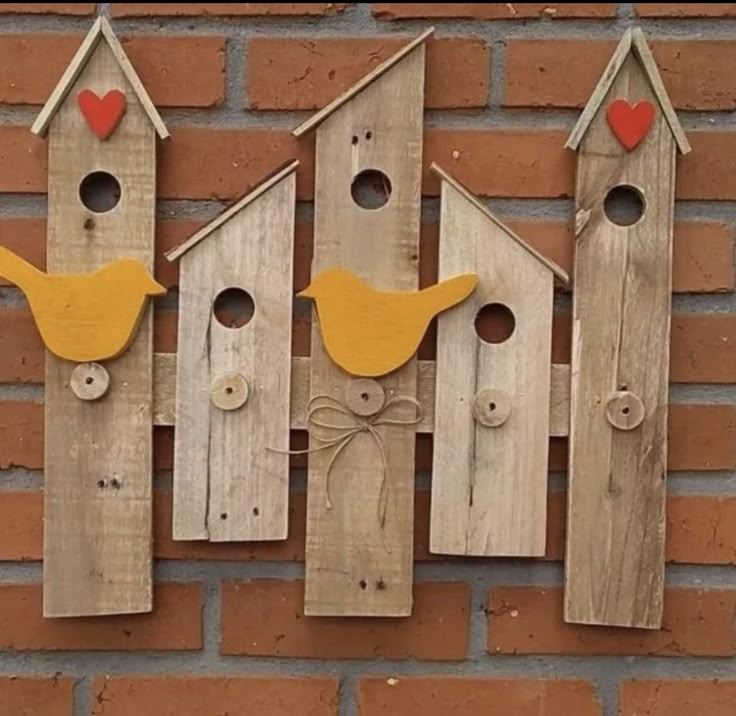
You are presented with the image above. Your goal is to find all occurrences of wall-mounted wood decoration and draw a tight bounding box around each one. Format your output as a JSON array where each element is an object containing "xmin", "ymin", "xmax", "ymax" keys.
[
  {"xmin": 299, "ymin": 268, "xmax": 477, "ymax": 377},
  {"xmin": 31, "ymin": 17, "xmax": 169, "ymax": 617},
  {"xmin": 564, "ymin": 28, "xmax": 690, "ymax": 629},
  {"xmin": 293, "ymin": 28, "xmax": 432, "ymax": 616},
  {"xmin": 429, "ymin": 164, "xmax": 568, "ymax": 558},
  {"xmin": 166, "ymin": 161, "xmax": 297, "ymax": 542},
  {"xmin": 78, "ymin": 89, "xmax": 127, "ymax": 140},
  {"xmin": 0, "ymin": 248, "xmax": 164, "ymax": 362}
]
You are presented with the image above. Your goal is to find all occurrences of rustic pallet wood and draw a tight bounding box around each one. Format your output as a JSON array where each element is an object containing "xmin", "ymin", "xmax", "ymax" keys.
[
  {"xmin": 294, "ymin": 35, "xmax": 427, "ymax": 616},
  {"xmin": 42, "ymin": 31, "xmax": 162, "ymax": 617},
  {"xmin": 168, "ymin": 164, "xmax": 296, "ymax": 542},
  {"xmin": 153, "ymin": 354, "xmax": 571, "ymax": 437},
  {"xmin": 430, "ymin": 165, "xmax": 566, "ymax": 557},
  {"xmin": 565, "ymin": 30, "xmax": 686, "ymax": 629}
]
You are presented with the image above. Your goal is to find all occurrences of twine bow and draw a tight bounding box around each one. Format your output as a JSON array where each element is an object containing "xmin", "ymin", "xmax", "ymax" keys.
[{"xmin": 273, "ymin": 393, "xmax": 422, "ymax": 553}]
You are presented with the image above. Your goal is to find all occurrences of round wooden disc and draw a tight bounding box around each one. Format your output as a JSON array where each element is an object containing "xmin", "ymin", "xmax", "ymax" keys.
[
  {"xmin": 210, "ymin": 373, "xmax": 249, "ymax": 411},
  {"xmin": 606, "ymin": 391, "xmax": 645, "ymax": 430},
  {"xmin": 70, "ymin": 362, "xmax": 110, "ymax": 401},
  {"xmin": 473, "ymin": 388, "xmax": 511, "ymax": 428},
  {"xmin": 345, "ymin": 378, "xmax": 385, "ymax": 417}
]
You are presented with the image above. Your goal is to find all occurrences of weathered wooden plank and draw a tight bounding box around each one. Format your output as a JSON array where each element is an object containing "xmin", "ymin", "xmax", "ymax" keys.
[
  {"xmin": 565, "ymin": 53, "xmax": 675, "ymax": 628},
  {"xmin": 430, "ymin": 169, "xmax": 556, "ymax": 557},
  {"xmin": 172, "ymin": 169, "xmax": 296, "ymax": 542},
  {"xmin": 44, "ymin": 39, "xmax": 156, "ymax": 616},
  {"xmin": 304, "ymin": 41, "xmax": 425, "ymax": 616},
  {"xmin": 154, "ymin": 354, "xmax": 571, "ymax": 437}
]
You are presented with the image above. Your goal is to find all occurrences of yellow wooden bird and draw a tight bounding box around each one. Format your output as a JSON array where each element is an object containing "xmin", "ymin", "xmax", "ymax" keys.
[
  {"xmin": 0, "ymin": 247, "xmax": 166, "ymax": 363},
  {"xmin": 299, "ymin": 268, "xmax": 478, "ymax": 377}
]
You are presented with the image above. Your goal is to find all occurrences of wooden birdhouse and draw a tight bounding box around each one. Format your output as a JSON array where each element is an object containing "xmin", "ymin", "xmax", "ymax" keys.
[
  {"xmin": 31, "ymin": 17, "xmax": 168, "ymax": 617},
  {"xmin": 166, "ymin": 162, "xmax": 297, "ymax": 543},
  {"xmin": 293, "ymin": 29, "xmax": 432, "ymax": 617},
  {"xmin": 564, "ymin": 28, "xmax": 690, "ymax": 629},
  {"xmin": 429, "ymin": 164, "xmax": 568, "ymax": 558}
]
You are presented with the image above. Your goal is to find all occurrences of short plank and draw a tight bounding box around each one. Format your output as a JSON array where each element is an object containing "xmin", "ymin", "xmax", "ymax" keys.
[
  {"xmin": 431, "ymin": 176, "xmax": 554, "ymax": 556},
  {"xmin": 44, "ymin": 41, "xmax": 156, "ymax": 616},
  {"xmin": 173, "ymin": 170, "xmax": 295, "ymax": 541}
]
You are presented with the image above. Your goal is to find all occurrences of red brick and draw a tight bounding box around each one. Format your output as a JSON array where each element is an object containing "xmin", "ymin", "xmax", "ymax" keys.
[
  {"xmin": 668, "ymin": 405, "xmax": 736, "ymax": 470},
  {"xmin": 91, "ymin": 677, "xmax": 338, "ymax": 716},
  {"xmin": 154, "ymin": 490, "xmax": 306, "ymax": 561},
  {"xmin": 488, "ymin": 587, "xmax": 736, "ymax": 656},
  {"xmin": 0, "ymin": 3, "xmax": 93, "ymax": 13},
  {"xmin": 505, "ymin": 39, "xmax": 736, "ymax": 111},
  {"xmin": 0, "ymin": 126, "xmax": 47, "ymax": 194},
  {"xmin": 424, "ymin": 129, "xmax": 573, "ymax": 199},
  {"xmin": 671, "ymin": 315, "xmax": 736, "ymax": 383},
  {"xmin": 666, "ymin": 496, "xmax": 736, "ymax": 564},
  {"xmin": 0, "ymin": 583, "xmax": 202, "ymax": 650},
  {"xmin": 0, "ymin": 35, "xmax": 224, "ymax": 107},
  {"xmin": 0, "ymin": 217, "xmax": 46, "ymax": 283},
  {"xmin": 373, "ymin": 3, "xmax": 615, "ymax": 19},
  {"xmin": 247, "ymin": 37, "xmax": 489, "ymax": 110},
  {"xmin": 678, "ymin": 132, "xmax": 736, "ymax": 200},
  {"xmin": 221, "ymin": 580, "xmax": 469, "ymax": 660},
  {"xmin": 359, "ymin": 678, "xmax": 601, "ymax": 716},
  {"xmin": 0, "ymin": 677, "xmax": 73, "ymax": 716},
  {"xmin": 0, "ymin": 492, "xmax": 42, "ymax": 561},
  {"xmin": 113, "ymin": 3, "xmax": 348, "ymax": 16},
  {"xmin": 636, "ymin": 3, "xmax": 736, "ymax": 17},
  {"xmin": 620, "ymin": 680, "xmax": 736, "ymax": 716},
  {"xmin": 0, "ymin": 401, "xmax": 43, "ymax": 469},
  {"xmin": 158, "ymin": 128, "xmax": 315, "ymax": 201}
]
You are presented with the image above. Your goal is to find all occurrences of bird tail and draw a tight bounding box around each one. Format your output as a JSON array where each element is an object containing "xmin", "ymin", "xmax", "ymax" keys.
[
  {"xmin": 420, "ymin": 273, "xmax": 478, "ymax": 315},
  {"xmin": 0, "ymin": 246, "xmax": 43, "ymax": 295}
]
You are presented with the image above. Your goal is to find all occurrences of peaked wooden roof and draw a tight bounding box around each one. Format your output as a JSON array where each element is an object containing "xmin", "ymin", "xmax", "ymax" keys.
[
  {"xmin": 432, "ymin": 163, "xmax": 569, "ymax": 284},
  {"xmin": 292, "ymin": 27, "xmax": 434, "ymax": 138},
  {"xmin": 166, "ymin": 160, "xmax": 299, "ymax": 262},
  {"xmin": 31, "ymin": 16, "xmax": 168, "ymax": 139},
  {"xmin": 566, "ymin": 28, "xmax": 689, "ymax": 154}
]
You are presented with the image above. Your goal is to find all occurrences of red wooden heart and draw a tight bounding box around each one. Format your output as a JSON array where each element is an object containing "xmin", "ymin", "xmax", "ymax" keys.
[
  {"xmin": 77, "ymin": 89, "xmax": 127, "ymax": 140},
  {"xmin": 606, "ymin": 99, "xmax": 655, "ymax": 151}
]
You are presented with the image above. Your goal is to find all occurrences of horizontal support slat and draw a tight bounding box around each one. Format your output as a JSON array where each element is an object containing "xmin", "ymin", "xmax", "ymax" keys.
[{"xmin": 153, "ymin": 353, "xmax": 571, "ymax": 436}]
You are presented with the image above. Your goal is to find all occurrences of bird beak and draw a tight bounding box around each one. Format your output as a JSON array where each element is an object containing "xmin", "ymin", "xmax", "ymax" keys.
[
  {"xmin": 148, "ymin": 278, "xmax": 167, "ymax": 297},
  {"xmin": 297, "ymin": 285, "xmax": 313, "ymax": 299}
]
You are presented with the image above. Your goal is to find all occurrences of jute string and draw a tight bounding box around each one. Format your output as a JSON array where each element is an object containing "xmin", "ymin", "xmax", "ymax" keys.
[{"xmin": 271, "ymin": 394, "xmax": 422, "ymax": 553}]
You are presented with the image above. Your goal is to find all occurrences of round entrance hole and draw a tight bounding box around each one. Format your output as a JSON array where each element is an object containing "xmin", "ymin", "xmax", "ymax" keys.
[
  {"xmin": 79, "ymin": 171, "xmax": 121, "ymax": 213},
  {"xmin": 351, "ymin": 169, "xmax": 392, "ymax": 210},
  {"xmin": 213, "ymin": 288, "xmax": 255, "ymax": 329},
  {"xmin": 604, "ymin": 185, "xmax": 645, "ymax": 227},
  {"xmin": 475, "ymin": 303, "xmax": 516, "ymax": 344}
]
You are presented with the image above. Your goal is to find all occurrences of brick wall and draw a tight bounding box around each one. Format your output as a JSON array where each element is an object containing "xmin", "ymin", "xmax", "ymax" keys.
[{"xmin": 0, "ymin": 3, "xmax": 734, "ymax": 715}]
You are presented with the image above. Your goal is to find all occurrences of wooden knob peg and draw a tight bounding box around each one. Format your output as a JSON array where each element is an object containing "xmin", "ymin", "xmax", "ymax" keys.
[
  {"xmin": 346, "ymin": 378, "xmax": 385, "ymax": 417},
  {"xmin": 473, "ymin": 388, "xmax": 511, "ymax": 428},
  {"xmin": 606, "ymin": 391, "xmax": 644, "ymax": 431},
  {"xmin": 70, "ymin": 362, "xmax": 110, "ymax": 401},
  {"xmin": 210, "ymin": 373, "xmax": 249, "ymax": 411}
]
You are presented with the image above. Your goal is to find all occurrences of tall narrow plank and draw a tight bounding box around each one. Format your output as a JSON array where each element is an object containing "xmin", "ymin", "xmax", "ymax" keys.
[
  {"xmin": 566, "ymin": 54, "xmax": 674, "ymax": 628},
  {"xmin": 173, "ymin": 171, "xmax": 295, "ymax": 541},
  {"xmin": 305, "ymin": 46, "xmax": 425, "ymax": 616},
  {"xmin": 44, "ymin": 41, "xmax": 156, "ymax": 616},
  {"xmin": 430, "ymin": 176, "xmax": 555, "ymax": 557}
]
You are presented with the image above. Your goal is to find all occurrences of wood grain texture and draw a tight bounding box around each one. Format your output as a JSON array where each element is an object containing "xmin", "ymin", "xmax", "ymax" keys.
[
  {"xmin": 565, "ymin": 53, "xmax": 675, "ymax": 628},
  {"xmin": 173, "ymin": 169, "xmax": 295, "ymax": 542},
  {"xmin": 43, "ymin": 40, "xmax": 156, "ymax": 616},
  {"xmin": 304, "ymin": 43, "xmax": 425, "ymax": 616},
  {"xmin": 430, "ymin": 174, "xmax": 554, "ymax": 557},
  {"xmin": 0, "ymin": 248, "xmax": 163, "ymax": 362},
  {"xmin": 301, "ymin": 268, "xmax": 476, "ymax": 377},
  {"xmin": 153, "ymin": 354, "xmax": 571, "ymax": 437}
]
